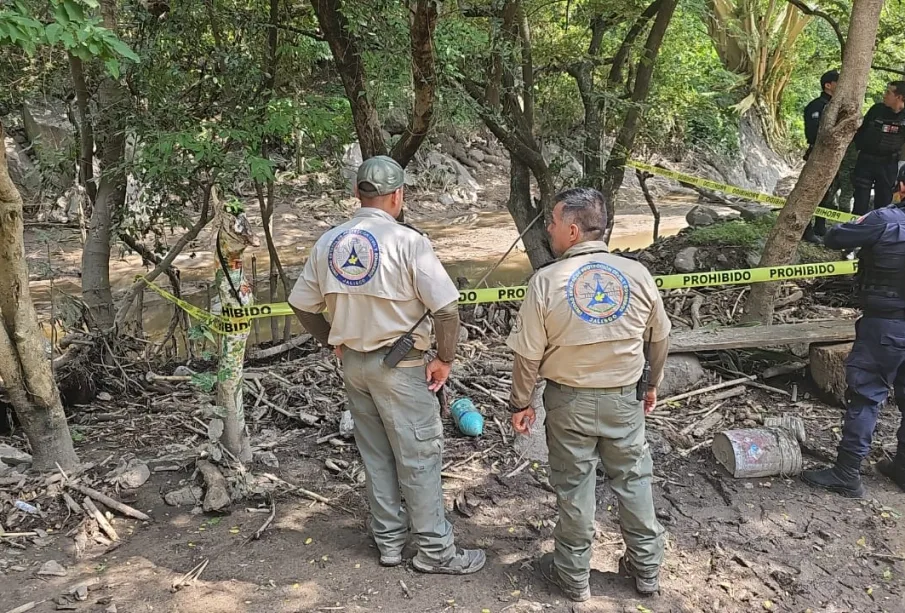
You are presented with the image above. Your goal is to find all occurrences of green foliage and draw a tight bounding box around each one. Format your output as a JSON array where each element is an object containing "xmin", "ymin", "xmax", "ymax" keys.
[
  {"xmin": 688, "ymin": 214, "xmax": 778, "ymax": 247},
  {"xmin": 0, "ymin": 0, "xmax": 139, "ymax": 76}
]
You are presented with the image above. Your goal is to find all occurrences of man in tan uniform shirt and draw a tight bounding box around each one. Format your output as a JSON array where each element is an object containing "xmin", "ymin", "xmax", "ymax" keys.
[
  {"xmin": 508, "ymin": 188, "xmax": 670, "ymax": 601},
  {"xmin": 289, "ymin": 156, "xmax": 485, "ymax": 575}
]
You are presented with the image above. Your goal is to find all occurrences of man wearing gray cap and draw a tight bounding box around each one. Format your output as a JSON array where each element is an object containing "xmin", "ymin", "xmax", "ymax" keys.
[{"xmin": 289, "ymin": 155, "xmax": 485, "ymax": 575}]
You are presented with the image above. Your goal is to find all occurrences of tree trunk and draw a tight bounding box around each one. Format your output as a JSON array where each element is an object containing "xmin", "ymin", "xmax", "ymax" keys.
[
  {"xmin": 0, "ymin": 119, "xmax": 79, "ymax": 471},
  {"xmin": 82, "ymin": 0, "xmax": 128, "ymax": 331},
  {"xmin": 310, "ymin": 0, "xmax": 388, "ymax": 159},
  {"xmin": 215, "ymin": 259, "xmax": 253, "ymax": 463},
  {"xmin": 507, "ymin": 159, "xmax": 553, "ymax": 269},
  {"xmin": 390, "ymin": 0, "xmax": 439, "ymax": 168},
  {"xmin": 601, "ymin": 0, "xmax": 678, "ymax": 241},
  {"xmin": 68, "ymin": 54, "xmax": 96, "ymax": 205},
  {"xmin": 742, "ymin": 0, "xmax": 884, "ymax": 323}
]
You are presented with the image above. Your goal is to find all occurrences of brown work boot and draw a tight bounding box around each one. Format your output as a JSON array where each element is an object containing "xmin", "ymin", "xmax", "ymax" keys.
[
  {"xmin": 619, "ymin": 556, "xmax": 660, "ymax": 596},
  {"xmin": 412, "ymin": 548, "xmax": 486, "ymax": 575},
  {"xmin": 539, "ymin": 553, "xmax": 591, "ymax": 603}
]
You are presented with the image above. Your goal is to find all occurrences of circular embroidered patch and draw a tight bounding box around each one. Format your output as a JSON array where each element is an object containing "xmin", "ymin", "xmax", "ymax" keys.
[
  {"xmin": 328, "ymin": 229, "xmax": 380, "ymax": 286},
  {"xmin": 566, "ymin": 262, "xmax": 631, "ymax": 324}
]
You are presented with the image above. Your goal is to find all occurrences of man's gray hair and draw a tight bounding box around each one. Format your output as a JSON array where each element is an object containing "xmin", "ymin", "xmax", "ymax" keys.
[{"xmin": 555, "ymin": 187, "xmax": 607, "ymax": 239}]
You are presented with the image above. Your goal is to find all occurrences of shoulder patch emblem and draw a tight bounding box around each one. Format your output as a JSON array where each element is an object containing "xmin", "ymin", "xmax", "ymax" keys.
[
  {"xmin": 328, "ymin": 229, "xmax": 380, "ymax": 286},
  {"xmin": 566, "ymin": 262, "xmax": 631, "ymax": 325}
]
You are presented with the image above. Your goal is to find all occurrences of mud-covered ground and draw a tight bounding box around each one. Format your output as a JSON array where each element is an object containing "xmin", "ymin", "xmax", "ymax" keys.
[{"xmin": 2, "ymin": 344, "xmax": 904, "ymax": 613}]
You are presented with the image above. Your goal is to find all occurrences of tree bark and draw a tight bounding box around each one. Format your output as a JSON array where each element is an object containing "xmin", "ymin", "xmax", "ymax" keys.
[
  {"xmin": 310, "ymin": 0, "xmax": 388, "ymax": 159},
  {"xmin": 390, "ymin": 0, "xmax": 439, "ymax": 167},
  {"xmin": 600, "ymin": 0, "xmax": 678, "ymax": 241},
  {"xmin": 508, "ymin": 158, "xmax": 552, "ymax": 268},
  {"xmin": 68, "ymin": 54, "xmax": 96, "ymax": 204},
  {"xmin": 742, "ymin": 0, "xmax": 884, "ymax": 323},
  {"xmin": 0, "ymin": 119, "xmax": 79, "ymax": 471},
  {"xmin": 82, "ymin": 0, "xmax": 128, "ymax": 331}
]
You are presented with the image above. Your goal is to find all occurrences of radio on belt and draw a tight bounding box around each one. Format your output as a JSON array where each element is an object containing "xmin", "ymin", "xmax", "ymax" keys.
[{"xmin": 383, "ymin": 311, "xmax": 431, "ymax": 368}]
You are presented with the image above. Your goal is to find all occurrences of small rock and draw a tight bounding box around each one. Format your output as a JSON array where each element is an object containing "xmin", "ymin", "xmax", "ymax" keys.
[
  {"xmin": 38, "ymin": 560, "xmax": 68, "ymax": 577},
  {"xmin": 0, "ymin": 443, "xmax": 32, "ymax": 465},
  {"xmin": 96, "ymin": 392, "xmax": 113, "ymax": 402},
  {"xmin": 339, "ymin": 410, "xmax": 355, "ymax": 439},
  {"xmin": 716, "ymin": 254, "xmax": 729, "ymax": 265},
  {"xmin": 686, "ymin": 205, "xmax": 719, "ymax": 227},
  {"xmin": 469, "ymin": 149, "xmax": 486, "ymax": 163},
  {"xmin": 673, "ymin": 247, "xmax": 698, "ymax": 273},
  {"xmin": 438, "ymin": 193, "xmax": 456, "ymax": 207},
  {"xmin": 106, "ymin": 605, "xmax": 118, "ymax": 613},
  {"xmin": 164, "ymin": 486, "xmax": 204, "ymax": 507},
  {"xmin": 255, "ymin": 451, "xmax": 279, "ymax": 469},
  {"xmin": 173, "ymin": 365, "xmax": 196, "ymax": 377},
  {"xmin": 114, "ymin": 460, "xmax": 150, "ymax": 489},
  {"xmin": 74, "ymin": 584, "xmax": 89, "ymax": 601}
]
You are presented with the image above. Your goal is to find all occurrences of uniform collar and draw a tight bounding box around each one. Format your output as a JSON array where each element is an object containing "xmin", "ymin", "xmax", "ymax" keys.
[
  {"xmin": 353, "ymin": 207, "xmax": 398, "ymax": 223},
  {"xmin": 820, "ymin": 92, "xmax": 832, "ymax": 102},
  {"xmin": 561, "ymin": 240, "xmax": 610, "ymax": 259}
]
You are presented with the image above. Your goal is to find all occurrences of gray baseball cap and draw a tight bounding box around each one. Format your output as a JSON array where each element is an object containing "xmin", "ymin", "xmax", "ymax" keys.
[{"xmin": 356, "ymin": 155, "xmax": 405, "ymax": 196}]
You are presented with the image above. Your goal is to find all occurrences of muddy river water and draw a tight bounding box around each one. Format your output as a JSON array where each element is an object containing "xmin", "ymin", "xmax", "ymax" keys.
[{"xmin": 29, "ymin": 196, "xmax": 697, "ymax": 346}]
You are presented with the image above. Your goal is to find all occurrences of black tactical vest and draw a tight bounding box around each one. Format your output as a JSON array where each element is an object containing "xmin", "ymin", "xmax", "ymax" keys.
[
  {"xmin": 863, "ymin": 113, "xmax": 905, "ymax": 158},
  {"xmin": 858, "ymin": 235, "xmax": 905, "ymax": 316}
]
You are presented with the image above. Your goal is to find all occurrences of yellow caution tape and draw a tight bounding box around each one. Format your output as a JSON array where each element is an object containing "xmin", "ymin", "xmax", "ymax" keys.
[
  {"xmin": 140, "ymin": 258, "xmax": 858, "ymax": 332},
  {"xmin": 626, "ymin": 160, "xmax": 859, "ymax": 223},
  {"xmin": 653, "ymin": 259, "xmax": 857, "ymax": 290}
]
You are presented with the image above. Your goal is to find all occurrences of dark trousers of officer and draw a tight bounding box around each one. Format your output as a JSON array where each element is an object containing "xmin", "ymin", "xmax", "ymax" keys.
[
  {"xmin": 806, "ymin": 175, "xmax": 839, "ymax": 237},
  {"xmin": 840, "ymin": 317, "xmax": 905, "ymax": 461},
  {"xmin": 853, "ymin": 155, "xmax": 898, "ymax": 215}
]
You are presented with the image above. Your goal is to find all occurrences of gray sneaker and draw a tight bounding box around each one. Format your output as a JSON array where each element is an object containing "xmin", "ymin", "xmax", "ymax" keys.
[
  {"xmin": 379, "ymin": 553, "xmax": 403, "ymax": 567},
  {"xmin": 539, "ymin": 553, "xmax": 591, "ymax": 603},
  {"xmin": 412, "ymin": 548, "xmax": 486, "ymax": 575},
  {"xmin": 619, "ymin": 556, "xmax": 660, "ymax": 596}
]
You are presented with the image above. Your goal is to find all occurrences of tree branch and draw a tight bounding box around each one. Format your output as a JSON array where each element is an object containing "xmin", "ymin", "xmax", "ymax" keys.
[
  {"xmin": 785, "ymin": 0, "xmax": 845, "ymax": 57},
  {"xmin": 258, "ymin": 22, "xmax": 326, "ymax": 42},
  {"xmin": 609, "ymin": 0, "xmax": 663, "ymax": 87},
  {"xmin": 112, "ymin": 186, "xmax": 214, "ymax": 331}
]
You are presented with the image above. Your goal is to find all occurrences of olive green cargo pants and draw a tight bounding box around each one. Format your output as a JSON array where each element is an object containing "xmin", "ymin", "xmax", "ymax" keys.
[
  {"xmin": 342, "ymin": 349, "xmax": 455, "ymax": 566},
  {"xmin": 544, "ymin": 382, "xmax": 665, "ymax": 587}
]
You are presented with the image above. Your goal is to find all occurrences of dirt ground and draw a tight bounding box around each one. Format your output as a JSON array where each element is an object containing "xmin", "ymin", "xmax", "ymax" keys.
[
  {"xmin": 6, "ymin": 166, "xmax": 904, "ymax": 613},
  {"xmin": 2, "ymin": 370, "xmax": 905, "ymax": 613}
]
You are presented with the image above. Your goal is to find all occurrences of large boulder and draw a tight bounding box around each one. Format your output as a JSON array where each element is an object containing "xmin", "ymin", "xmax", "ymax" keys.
[
  {"xmin": 542, "ymin": 142, "xmax": 583, "ymax": 184},
  {"xmin": 810, "ymin": 343, "xmax": 851, "ymax": 407},
  {"xmin": 22, "ymin": 99, "xmax": 76, "ymax": 186},
  {"xmin": 658, "ymin": 354, "xmax": 706, "ymax": 398},
  {"xmin": 686, "ymin": 205, "xmax": 720, "ymax": 227}
]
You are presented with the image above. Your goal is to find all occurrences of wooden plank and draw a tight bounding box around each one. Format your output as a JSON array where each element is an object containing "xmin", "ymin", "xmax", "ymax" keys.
[{"xmin": 669, "ymin": 319, "xmax": 856, "ymax": 354}]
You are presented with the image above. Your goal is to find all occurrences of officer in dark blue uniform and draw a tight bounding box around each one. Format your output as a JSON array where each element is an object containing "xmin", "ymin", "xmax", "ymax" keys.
[
  {"xmin": 802, "ymin": 70, "xmax": 840, "ymax": 243},
  {"xmin": 851, "ymin": 81, "xmax": 905, "ymax": 215},
  {"xmin": 801, "ymin": 205, "xmax": 905, "ymax": 497}
]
